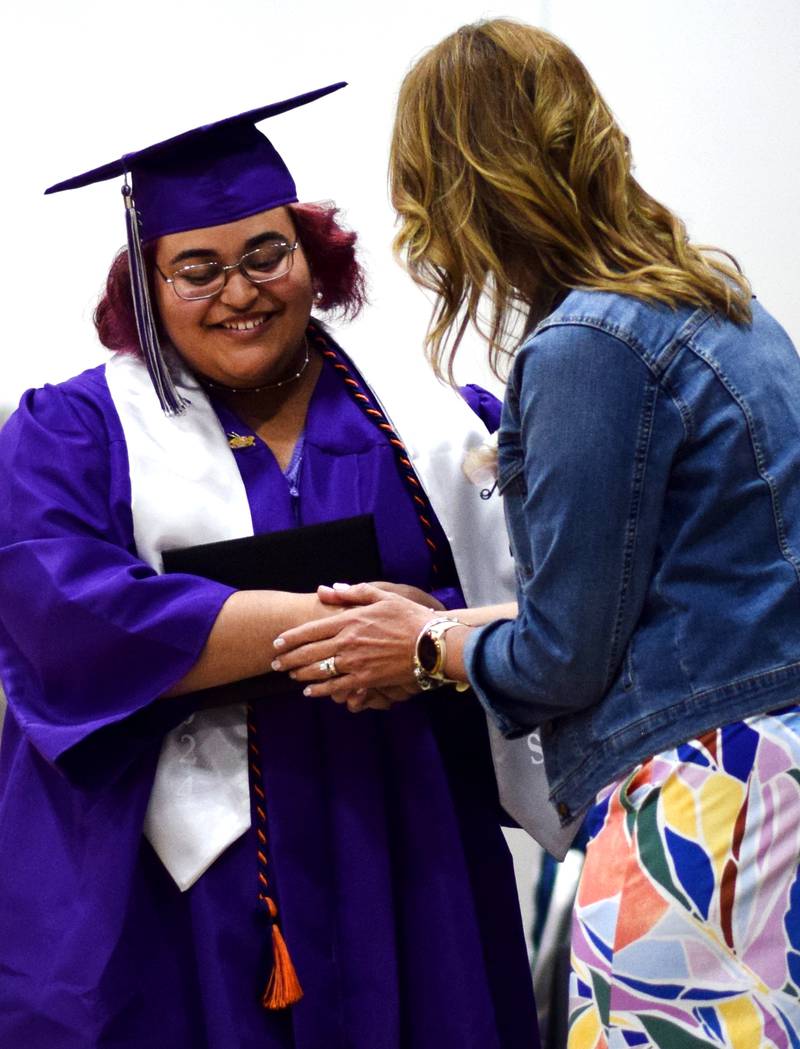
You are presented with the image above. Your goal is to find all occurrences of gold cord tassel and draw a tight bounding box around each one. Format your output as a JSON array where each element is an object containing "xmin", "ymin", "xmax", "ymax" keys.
[{"xmin": 260, "ymin": 896, "xmax": 304, "ymax": 1010}]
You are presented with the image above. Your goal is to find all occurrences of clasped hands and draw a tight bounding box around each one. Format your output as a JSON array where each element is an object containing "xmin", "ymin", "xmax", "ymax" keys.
[{"xmin": 271, "ymin": 582, "xmax": 442, "ymax": 712}]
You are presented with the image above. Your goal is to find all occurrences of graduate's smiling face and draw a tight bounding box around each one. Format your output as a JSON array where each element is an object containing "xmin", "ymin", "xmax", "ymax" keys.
[{"xmin": 153, "ymin": 206, "xmax": 314, "ymax": 389}]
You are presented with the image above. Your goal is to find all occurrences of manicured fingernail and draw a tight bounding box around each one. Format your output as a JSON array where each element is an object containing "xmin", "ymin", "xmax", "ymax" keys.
[
  {"xmin": 318, "ymin": 584, "xmax": 335, "ymax": 593},
  {"xmin": 273, "ymin": 637, "xmax": 285, "ymax": 649},
  {"xmin": 332, "ymin": 582, "xmax": 351, "ymax": 591},
  {"xmin": 356, "ymin": 688, "xmax": 366, "ymax": 695},
  {"xmin": 288, "ymin": 671, "xmax": 296, "ymax": 680},
  {"xmin": 303, "ymin": 687, "xmax": 313, "ymax": 696},
  {"xmin": 271, "ymin": 659, "xmax": 282, "ymax": 670}
]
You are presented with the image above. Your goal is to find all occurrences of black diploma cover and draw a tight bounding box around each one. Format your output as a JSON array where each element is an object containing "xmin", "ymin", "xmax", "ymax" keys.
[{"xmin": 162, "ymin": 514, "xmax": 383, "ymax": 704}]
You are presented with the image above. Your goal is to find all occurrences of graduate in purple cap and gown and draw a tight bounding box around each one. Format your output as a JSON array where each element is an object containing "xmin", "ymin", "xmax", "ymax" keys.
[{"xmin": 0, "ymin": 84, "xmax": 540, "ymax": 1048}]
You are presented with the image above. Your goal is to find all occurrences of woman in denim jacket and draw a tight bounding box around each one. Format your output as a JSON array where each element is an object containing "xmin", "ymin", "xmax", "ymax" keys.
[{"xmin": 273, "ymin": 19, "xmax": 800, "ymax": 1047}]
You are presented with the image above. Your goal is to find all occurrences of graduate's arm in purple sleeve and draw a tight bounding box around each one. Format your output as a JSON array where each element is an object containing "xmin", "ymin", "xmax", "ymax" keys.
[{"xmin": 0, "ymin": 382, "xmax": 323, "ymax": 774}]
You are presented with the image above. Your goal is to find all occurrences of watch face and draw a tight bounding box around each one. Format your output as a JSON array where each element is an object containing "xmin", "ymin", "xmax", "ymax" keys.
[{"xmin": 418, "ymin": 632, "xmax": 439, "ymax": 674}]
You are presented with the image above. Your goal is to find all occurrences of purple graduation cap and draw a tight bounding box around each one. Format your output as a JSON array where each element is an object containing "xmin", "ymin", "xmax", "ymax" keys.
[{"xmin": 45, "ymin": 82, "xmax": 347, "ymax": 414}]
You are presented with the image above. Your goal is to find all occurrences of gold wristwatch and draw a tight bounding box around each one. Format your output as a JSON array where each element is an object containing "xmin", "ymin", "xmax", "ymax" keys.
[{"xmin": 413, "ymin": 617, "xmax": 471, "ymax": 692}]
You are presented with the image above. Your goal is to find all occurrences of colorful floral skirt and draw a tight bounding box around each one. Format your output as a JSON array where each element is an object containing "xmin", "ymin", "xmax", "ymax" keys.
[{"xmin": 568, "ymin": 706, "xmax": 800, "ymax": 1048}]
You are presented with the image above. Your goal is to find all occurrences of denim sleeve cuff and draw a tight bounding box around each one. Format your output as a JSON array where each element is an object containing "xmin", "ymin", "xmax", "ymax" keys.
[{"xmin": 463, "ymin": 619, "xmax": 530, "ymax": 737}]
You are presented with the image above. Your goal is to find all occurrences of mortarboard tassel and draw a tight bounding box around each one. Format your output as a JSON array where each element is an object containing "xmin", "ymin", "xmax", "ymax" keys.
[{"xmin": 122, "ymin": 181, "xmax": 187, "ymax": 416}]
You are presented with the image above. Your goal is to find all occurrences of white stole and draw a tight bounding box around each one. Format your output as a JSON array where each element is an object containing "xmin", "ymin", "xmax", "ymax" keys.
[{"xmin": 105, "ymin": 347, "xmax": 515, "ymax": 890}]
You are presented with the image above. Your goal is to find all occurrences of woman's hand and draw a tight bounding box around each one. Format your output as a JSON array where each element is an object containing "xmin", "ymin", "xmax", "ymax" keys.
[{"xmin": 271, "ymin": 583, "xmax": 436, "ymax": 699}]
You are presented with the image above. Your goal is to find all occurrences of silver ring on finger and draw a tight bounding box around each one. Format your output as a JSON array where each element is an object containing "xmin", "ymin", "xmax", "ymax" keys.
[{"xmin": 319, "ymin": 655, "xmax": 340, "ymax": 678}]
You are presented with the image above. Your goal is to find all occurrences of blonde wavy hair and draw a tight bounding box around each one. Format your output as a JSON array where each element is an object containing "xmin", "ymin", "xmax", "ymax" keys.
[{"xmin": 389, "ymin": 19, "xmax": 752, "ymax": 381}]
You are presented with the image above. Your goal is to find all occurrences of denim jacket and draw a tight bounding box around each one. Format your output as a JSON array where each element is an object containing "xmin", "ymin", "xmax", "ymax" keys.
[{"xmin": 464, "ymin": 289, "xmax": 800, "ymax": 820}]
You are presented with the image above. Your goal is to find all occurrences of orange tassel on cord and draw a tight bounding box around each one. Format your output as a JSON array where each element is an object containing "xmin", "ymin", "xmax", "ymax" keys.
[
  {"xmin": 261, "ymin": 895, "xmax": 304, "ymax": 1010},
  {"xmin": 247, "ymin": 706, "xmax": 304, "ymax": 1010}
]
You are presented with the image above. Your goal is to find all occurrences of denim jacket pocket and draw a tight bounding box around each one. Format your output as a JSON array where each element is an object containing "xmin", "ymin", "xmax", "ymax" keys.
[{"xmin": 497, "ymin": 460, "xmax": 525, "ymax": 498}]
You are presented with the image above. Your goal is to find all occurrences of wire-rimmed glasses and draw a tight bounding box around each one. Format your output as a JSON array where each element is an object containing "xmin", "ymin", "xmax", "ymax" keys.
[{"xmin": 156, "ymin": 239, "xmax": 298, "ymax": 301}]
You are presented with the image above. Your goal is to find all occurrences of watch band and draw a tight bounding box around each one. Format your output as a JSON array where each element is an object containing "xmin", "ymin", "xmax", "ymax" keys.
[{"xmin": 413, "ymin": 616, "xmax": 470, "ymax": 692}]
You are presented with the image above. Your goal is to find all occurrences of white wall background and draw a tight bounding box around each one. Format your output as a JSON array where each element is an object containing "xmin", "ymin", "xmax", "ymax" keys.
[{"xmin": 1, "ymin": 0, "xmax": 798, "ymax": 411}]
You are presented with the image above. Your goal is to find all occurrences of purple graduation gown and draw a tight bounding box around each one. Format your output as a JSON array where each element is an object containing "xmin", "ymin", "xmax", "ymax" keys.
[{"xmin": 0, "ymin": 353, "xmax": 539, "ymax": 1048}]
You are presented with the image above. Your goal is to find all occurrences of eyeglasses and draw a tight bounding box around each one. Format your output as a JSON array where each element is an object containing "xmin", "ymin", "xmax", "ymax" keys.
[{"xmin": 155, "ymin": 239, "xmax": 298, "ymax": 301}]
